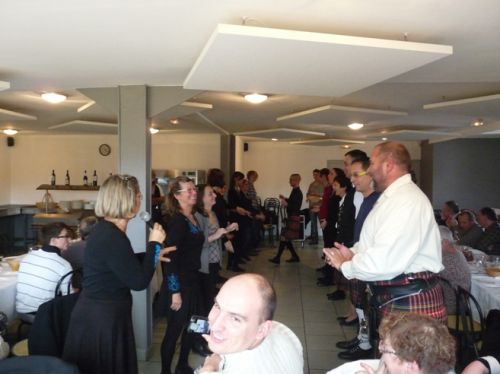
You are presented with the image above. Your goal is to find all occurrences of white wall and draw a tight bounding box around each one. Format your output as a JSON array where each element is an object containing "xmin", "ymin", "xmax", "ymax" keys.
[
  {"xmin": 237, "ymin": 139, "xmax": 421, "ymax": 206},
  {"xmin": 7, "ymin": 133, "xmax": 221, "ymax": 205},
  {"xmin": 0, "ymin": 135, "xmax": 12, "ymax": 204}
]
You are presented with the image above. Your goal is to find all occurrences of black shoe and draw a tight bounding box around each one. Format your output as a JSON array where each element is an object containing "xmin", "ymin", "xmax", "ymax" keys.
[
  {"xmin": 339, "ymin": 316, "xmax": 358, "ymax": 326},
  {"xmin": 269, "ymin": 257, "xmax": 280, "ymax": 264},
  {"xmin": 328, "ymin": 290, "xmax": 346, "ymax": 301},
  {"xmin": 316, "ymin": 277, "xmax": 334, "ymax": 287},
  {"xmin": 316, "ymin": 265, "xmax": 328, "ymax": 272},
  {"xmin": 338, "ymin": 345, "xmax": 373, "ymax": 360},
  {"xmin": 336, "ymin": 337, "xmax": 360, "ymax": 350},
  {"xmin": 286, "ymin": 257, "xmax": 300, "ymax": 263},
  {"xmin": 174, "ymin": 365, "xmax": 194, "ymax": 374},
  {"xmin": 230, "ymin": 265, "xmax": 245, "ymax": 272}
]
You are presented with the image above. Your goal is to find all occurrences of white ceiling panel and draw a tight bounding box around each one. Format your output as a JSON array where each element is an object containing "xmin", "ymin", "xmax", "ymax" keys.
[
  {"xmin": 368, "ymin": 129, "xmax": 454, "ymax": 141},
  {"xmin": 235, "ymin": 128, "xmax": 325, "ymax": 141},
  {"xmin": 0, "ymin": 108, "xmax": 37, "ymax": 121},
  {"xmin": 153, "ymin": 101, "xmax": 213, "ymax": 122},
  {"xmin": 277, "ymin": 104, "xmax": 407, "ymax": 125},
  {"xmin": 423, "ymin": 93, "xmax": 500, "ymax": 116},
  {"xmin": 184, "ymin": 24, "xmax": 452, "ymax": 97},
  {"xmin": 290, "ymin": 138, "xmax": 366, "ymax": 146},
  {"xmin": 48, "ymin": 120, "xmax": 118, "ymax": 134}
]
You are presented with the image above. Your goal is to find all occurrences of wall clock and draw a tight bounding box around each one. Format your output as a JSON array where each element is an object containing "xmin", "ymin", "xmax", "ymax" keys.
[{"xmin": 99, "ymin": 143, "xmax": 111, "ymax": 156}]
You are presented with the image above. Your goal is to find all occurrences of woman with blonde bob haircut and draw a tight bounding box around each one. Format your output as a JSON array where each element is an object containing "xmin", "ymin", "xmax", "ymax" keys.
[{"xmin": 64, "ymin": 174, "xmax": 174, "ymax": 374}]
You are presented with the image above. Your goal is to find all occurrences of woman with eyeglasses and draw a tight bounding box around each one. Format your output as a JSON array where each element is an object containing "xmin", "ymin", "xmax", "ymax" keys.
[
  {"xmin": 159, "ymin": 176, "xmax": 205, "ymax": 374},
  {"xmin": 63, "ymin": 174, "xmax": 171, "ymax": 374}
]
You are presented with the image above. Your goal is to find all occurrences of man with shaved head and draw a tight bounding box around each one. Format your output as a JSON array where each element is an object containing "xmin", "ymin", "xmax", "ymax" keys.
[
  {"xmin": 324, "ymin": 142, "xmax": 445, "ymax": 338},
  {"xmin": 197, "ymin": 273, "xmax": 303, "ymax": 373}
]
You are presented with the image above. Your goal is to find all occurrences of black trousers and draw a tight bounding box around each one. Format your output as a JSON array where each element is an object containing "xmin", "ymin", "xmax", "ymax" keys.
[
  {"xmin": 160, "ymin": 285, "xmax": 201, "ymax": 374},
  {"xmin": 199, "ymin": 263, "xmax": 219, "ymax": 316},
  {"xmin": 275, "ymin": 240, "xmax": 299, "ymax": 260}
]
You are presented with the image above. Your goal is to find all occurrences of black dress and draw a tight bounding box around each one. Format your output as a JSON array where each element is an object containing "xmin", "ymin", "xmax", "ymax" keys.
[
  {"xmin": 159, "ymin": 212, "xmax": 204, "ymax": 374},
  {"xmin": 63, "ymin": 220, "xmax": 161, "ymax": 374}
]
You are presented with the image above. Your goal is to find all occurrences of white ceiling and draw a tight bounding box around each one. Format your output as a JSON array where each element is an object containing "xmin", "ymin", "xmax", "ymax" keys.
[{"xmin": 1, "ymin": 0, "xmax": 500, "ymax": 143}]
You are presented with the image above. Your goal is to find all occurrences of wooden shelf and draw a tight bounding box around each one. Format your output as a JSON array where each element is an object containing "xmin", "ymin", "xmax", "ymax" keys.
[{"xmin": 37, "ymin": 184, "xmax": 100, "ymax": 191}]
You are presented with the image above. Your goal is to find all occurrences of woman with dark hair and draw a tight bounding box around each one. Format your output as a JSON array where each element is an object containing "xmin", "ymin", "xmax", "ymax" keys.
[
  {"xmin": 328, "ymin": 174, "xmax": 356, "ymax": 302},
  {"xmin": 160, "ymin": 176, "xmax": 205, "ymax": 374},
  {"xmin": 227, "ymin": 171, "xmax": 254, "ymax": 272},
  {"xmin": 63, "ymin": 175, "xmax": 170, "ymax": 374},
  {"xmin": 194, "ymin": 184, "xmax": 238, "ymax": 314}
]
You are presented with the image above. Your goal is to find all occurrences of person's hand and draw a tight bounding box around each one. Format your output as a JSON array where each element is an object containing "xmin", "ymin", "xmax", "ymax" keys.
[
  {"xmin": 214, "ymin": 228, "xmax": 227, "ymax": 239},
  {"xmin": 236, "ymin": 206, "xmax": 250, "ymax": 216},
  {"xmin": 198, "ymin": 353, "xmax": 222, "ymax": 373},
  {"xmin": 171, "ymin": 293, "xmax": 182, "ymax": 311},
  {"xmin": 323, "ymin": 247, "xmax": 346, "ymax": 270},
  {"xmin": 334, "ymin": 241, "xmax": 354, "ymax": 260},
  {"xmin": 148, "ymin": 222, "xmax": 166, "ymax": 243},
  {"xmin": 255, "ymin": 212, "xmax": 266, "ymax": 221},
  {"xmin": 158, "ymin": 246, "xmax": 176, "ymax": 263},
  {"xmin": 224, "ymin": 240, "xmax": 234, "ymax": 253},
  {"xmin": 226, "ymin": 222, "xmax": 239, "ymax": 232},
  {"xmin": 355, "ymin": 361, "xmax": 387, "ymax": 374},
  {"xmin": 320, "ymin": 219, "xmax": 327, "ymax": 230}
]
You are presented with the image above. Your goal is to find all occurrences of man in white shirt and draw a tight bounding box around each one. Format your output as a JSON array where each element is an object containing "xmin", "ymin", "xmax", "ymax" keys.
[
  {"xmin": 16, "ymin": 222, "xmax": 73, "ymax": 314},
  {"xmin": 324, "ymin": 142, "xmax": 446, "ymax": 327},
  {"xmin": 197, "ymin": 273, "xmax": 303, "ymax": 374}
]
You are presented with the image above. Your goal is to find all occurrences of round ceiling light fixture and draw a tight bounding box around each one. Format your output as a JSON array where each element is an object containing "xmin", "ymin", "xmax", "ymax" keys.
[
  {"xmin": 348, "ymin": 122, "xmax": 364, "ymax": 130},
  {"xmin": 271, "ymin": 138, "xmax": 278, "ymax": 141},
  {"xmin": 381, "ymin": 137, "xmax": 388, "ymax": 141},
  {"xmin": 471, "ymin": 119, "xmax": 484, "ymax": 127},
  {"xmin": 342, "ymin": 145, "xmax": 350, "ymax": 149},
  {"xmin": 244, "ymin": 93, "xmax": 268, "ymax": 104},
  {"xmin": 170, "ymin": 118, "xmax": 179, "ymax": 125},
  {"xmin": 3, "ymin": 129, "xmax": 18, "ymax": 135},
  {"xmin": 149, "ymin": 127, "xmax": 160, "ymax": 135},
  {"xmin": 41, "ymin": 92, "xmax": 67, "ymax": 104}
]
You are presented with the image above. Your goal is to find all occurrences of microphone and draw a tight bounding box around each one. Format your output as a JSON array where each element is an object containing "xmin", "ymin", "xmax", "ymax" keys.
[{"xmin": 139, "ymin": 211, "xmax": 154, "ymax": 229}]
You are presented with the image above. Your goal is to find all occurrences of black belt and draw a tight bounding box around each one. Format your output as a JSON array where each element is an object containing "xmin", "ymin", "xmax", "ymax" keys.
[{"xmin": 368, "ymin": 276, "xmax": 438, "ymax": 299}]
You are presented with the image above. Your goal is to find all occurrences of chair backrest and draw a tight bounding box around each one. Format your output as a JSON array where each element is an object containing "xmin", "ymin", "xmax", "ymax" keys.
[
  {"xmin": 263, "ymin": 198, "xmax": 280, "ymax": 225},
  {"xmin": 456, "ymin": 285, "xmax": 485, "ymax": 367},
  {"xmin": 437, "ymin": 275, "xmax": 459, "ymax": 315},
  {"xmin": 54, "ymin": 270, "xmax": 75, "ymax": 298}
]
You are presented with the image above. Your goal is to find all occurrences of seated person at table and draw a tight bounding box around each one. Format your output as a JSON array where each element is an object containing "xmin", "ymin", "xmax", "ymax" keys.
[
  {"xmin": 16, "ymin": 222, "xmax": 73, "ymax": 314},
  {"xmin": 197, "ymin": 273, "xmax": 303, "ymax": 373},
  {"xmin": 477, "ymin": 207, "xmax": 500, "ymax": 254},
  {"xmin": 328, "ymin": 313, "xmax": 456, "ymax": 374},
  {"xmin": 438, "ymin": 226, "xmax": 471, "ymax": 314},
  {"xmin": 456, "ymin": 210, "xmax": 483, "ymax": 248},
  {"xmin": 62, "ymin": 215, "xmax": 98, "ymax": 271},
  {"xmin": 440, "ymin": 200, "xmax": 460, "ymax": 231}
]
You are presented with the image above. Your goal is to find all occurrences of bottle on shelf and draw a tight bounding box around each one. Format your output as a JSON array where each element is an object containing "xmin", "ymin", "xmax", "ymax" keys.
[
  {"xmin": 92, "ymin": 170, "xmax": 98, "ymax": 187},
  {"xmin": 50, "ymin": 170, "xmax": 56, "ymax": 186},
  {"xmin": 83, "ymin": 170, "xmax": 88, "ymax": 186},
  {"xmin": 65, "ymin": 170, "xmax": 70, "ymax": 186}
]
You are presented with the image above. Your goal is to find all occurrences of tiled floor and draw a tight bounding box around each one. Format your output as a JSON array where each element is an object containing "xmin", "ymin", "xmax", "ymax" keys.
[{"xmin": 141, "ymin": 242, "xmax": 355, "ymax": 374}]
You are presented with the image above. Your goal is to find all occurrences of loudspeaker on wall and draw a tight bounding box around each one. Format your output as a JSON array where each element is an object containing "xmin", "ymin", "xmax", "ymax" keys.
[
  {"xmin": 243, "ymin": 142, "xmax": 249, "ymax": 152},
  {"xmin": 7, "ymin": 137, "xmax": 14, "ymax": 147}
]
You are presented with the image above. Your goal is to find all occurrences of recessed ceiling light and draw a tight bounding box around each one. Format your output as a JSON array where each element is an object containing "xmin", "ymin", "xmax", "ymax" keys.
[
  {"xmin": 149, "ymin": 128, "xmax": 160, "ymax": 134},
  {"xmin": 244, "ymin": 93, "xmax": 268, "ymax": 104},
  {"xmin": 348, "ymin": 122, "xmax": 364, "ymax": 130},
  {"xmin": 3, "ymin": 129, "xmax": 18, "ymax": 135},
  {"xmin": 170, "ymin": 118, "xmax": 179, "ymax": 125},
  {"xmin": 41, "ymin": 92, "xmax": 67, "ymax": 104},
  {"xmin": 342, "ymin": 145, "xmax": 350, "ymax": 149},
  {"xmin": 382, "ymin": 137, "xmax": 388, "ymax": 141},
  {"xmin": 271, "ymin": 138, "xmax": 278, "ymax": 141},
  {"xmin": 471, "ymin": 119, "xmax": 484, "ymax": 127}
]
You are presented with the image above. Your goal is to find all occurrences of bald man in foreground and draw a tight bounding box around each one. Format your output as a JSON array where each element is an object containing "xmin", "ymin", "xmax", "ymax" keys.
[
  {"xmin": 324, "ymin": 142, "xmax": 446, "ymax": 328},
  {"xmin": 197, "ymin": 274, "xmax": 303, "ymax": 374}
]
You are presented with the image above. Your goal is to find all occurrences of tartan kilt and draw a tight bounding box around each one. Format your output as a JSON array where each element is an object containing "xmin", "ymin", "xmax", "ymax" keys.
[
  {"xmin": 370, "ymin": 271, "xmax": 447, "ymax": 324},
  {"xmin": 280, "ymin": 215, "xmax": 301, "ymax": 241},
  {"xmin": 333, "ymin": 268, "xmax": 348, "ymax": 291},
  {"xmin": 349, "ymin": 279, "xmax": 368, "ymax": 309}
]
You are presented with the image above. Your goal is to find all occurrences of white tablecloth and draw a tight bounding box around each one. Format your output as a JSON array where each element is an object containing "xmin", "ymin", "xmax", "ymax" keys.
[
  {"xmin": 0, "ymin": 261, "xmax": 19, "ymax": 322},
  {"xmin": 470, "ymin": 267, "xmax": 500, "ymax": 320}
]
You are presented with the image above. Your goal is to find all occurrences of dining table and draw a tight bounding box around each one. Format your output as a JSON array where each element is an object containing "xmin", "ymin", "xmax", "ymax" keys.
[{"xmin": 0, "ymin": 257, "xmax": 21, "ymax": 322}]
